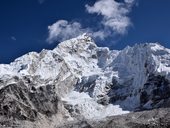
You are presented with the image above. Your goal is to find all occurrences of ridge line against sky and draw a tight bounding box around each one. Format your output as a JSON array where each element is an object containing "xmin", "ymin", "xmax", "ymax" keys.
[
  {"xmin": 47, "ymin": 0, "xmax": 137, "ymax": 44},
  {"xmin": 1, "ymin": 0, "xmax": 170, "ymax": 63}
]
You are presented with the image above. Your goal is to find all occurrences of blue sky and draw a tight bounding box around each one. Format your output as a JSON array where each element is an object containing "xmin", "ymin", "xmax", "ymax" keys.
[{"xmin": 0, "ymin": 0, "xmax": 170, "ymax": 63}]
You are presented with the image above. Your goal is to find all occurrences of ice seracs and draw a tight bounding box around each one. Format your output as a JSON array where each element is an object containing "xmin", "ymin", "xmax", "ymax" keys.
[{"xmin": 62, "ymin": 91, "xmax": 129, "ymax": 120}]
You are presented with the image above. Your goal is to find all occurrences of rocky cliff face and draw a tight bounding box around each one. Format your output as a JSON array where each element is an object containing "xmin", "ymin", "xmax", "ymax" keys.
[{"xmin": 0, "ymin": 34, "xmax": 170, "ymax": 127}]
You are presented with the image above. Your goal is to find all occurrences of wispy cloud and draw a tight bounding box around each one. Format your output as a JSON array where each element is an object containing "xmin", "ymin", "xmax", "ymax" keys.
[
  {"xmin": 38, "ymin": 0, "xmax": 46, "ymax": 4},
  {"xmin": 47, "ymin": 20, "xmax": 88, "ymax": 43},
  {"xmin": 11, "ymin": 36, "xmax": 16, "ymax": 41},
  {"xmin": 47, "ymin": 0, "xmax": 137, "ymax": 43}
]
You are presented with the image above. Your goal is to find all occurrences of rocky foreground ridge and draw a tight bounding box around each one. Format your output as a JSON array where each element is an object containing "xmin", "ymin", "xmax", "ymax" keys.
[{"xmin": 0, "ymin": 34, "xmax": 170, "ymax": 127}]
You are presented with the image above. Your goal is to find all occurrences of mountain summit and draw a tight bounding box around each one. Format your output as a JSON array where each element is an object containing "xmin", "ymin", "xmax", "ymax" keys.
[{"xmin": 0, "ymin": 34, "xmax": 170, "ymax": 127}]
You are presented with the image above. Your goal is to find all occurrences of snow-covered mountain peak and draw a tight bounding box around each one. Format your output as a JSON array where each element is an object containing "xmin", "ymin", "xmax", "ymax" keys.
[
  {"xmin": 0, "ymin": 35, "xmax": 170, "ymax": 123},
  {"xmin": 55, "ymin": 33, "xmax": 95, "ymax": 51},
  {"xmin": 127, "ymin": 42, "xmax": 169, "ymax": 54},
  {"xmin": 110, "ymin": 43, "xmax": 170, "ymax": 83}
]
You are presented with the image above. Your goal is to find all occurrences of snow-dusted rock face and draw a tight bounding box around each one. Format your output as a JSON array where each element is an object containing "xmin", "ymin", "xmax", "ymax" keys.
[
  {"xmin": 107, "ymin": 43, "xmax": 170, "ymax": 110},
  {"xmin": 0, "ymin": 34, "xmax": 170, "ymax": 127}
]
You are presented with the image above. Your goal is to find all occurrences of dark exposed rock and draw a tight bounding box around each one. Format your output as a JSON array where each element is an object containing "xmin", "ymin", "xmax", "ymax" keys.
[
  {"xmin": 0, "ymin": 79, "xmax": 59, "ymax": 122},
  {"xmin": 106, "ymin": 74, "xmax": 170, "ymax": 111},
  {"xmin": 0, "ymin": 74, "xmax": 168, "ymax": 127},
  {"xmin": 75, "ymin": 75, "xmax": 98, "ymax": 97},
  {"xmin": 57, "ymin": 120, "xmax": 93, "ymax": 128},
  {"xmin": 97, "ymin": 95, "xmax": 110, "ymax": 105},
  {"xmin": 57, "ymin": 108, "xmax": 170, "ymax": 128},
  {"xmin": 28, "ymin": 84, "xmax": 59, "ymax": 117},
  {"xmin": 140, "ymin": 74, "xmax": 170, "ymax": 109},
  {"xmin": 0, "ymin": 83, "xmax": 37, "ymax": 121}
]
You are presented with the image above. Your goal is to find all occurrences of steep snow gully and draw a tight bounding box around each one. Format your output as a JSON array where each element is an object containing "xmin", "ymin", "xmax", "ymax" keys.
[{"xmin": 0, "ymin": 33, "xmax": 170, "ymax": 127}]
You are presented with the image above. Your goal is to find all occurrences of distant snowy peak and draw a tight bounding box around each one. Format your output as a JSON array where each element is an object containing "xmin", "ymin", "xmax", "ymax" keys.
[{"xmin": 110, "ymin": 42, "xmax": 170, "ymax": 85}]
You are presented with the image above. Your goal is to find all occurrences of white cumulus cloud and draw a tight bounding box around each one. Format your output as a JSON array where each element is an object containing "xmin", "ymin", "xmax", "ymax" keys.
[
  {"xmin": 47, "ymin": 20, "xmax": 87, "ymax": 43},
  {"xmin": 86, "ymin": 0, "xmax": 135, "ymax": 34},
  {"xmin": 47, "ymin": 0, "xmax": 136, "ymax": 43}
]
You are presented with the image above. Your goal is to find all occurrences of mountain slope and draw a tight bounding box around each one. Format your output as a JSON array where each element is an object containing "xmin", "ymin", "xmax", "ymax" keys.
[{"xmin": 0, "ymin": 34, "xmax": 170, "ymax": 127}]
